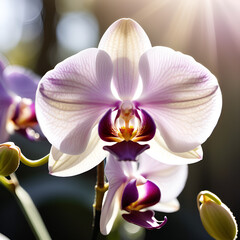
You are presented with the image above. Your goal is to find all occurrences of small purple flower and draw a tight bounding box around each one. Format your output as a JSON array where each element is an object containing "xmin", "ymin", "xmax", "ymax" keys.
[
  {"xmin": 36, "ymin": 18, "xmax": 222, "ymax": 176},
  {"xmin": 121, "ymin": 179, "xmax": 167, "ymax": 229},
  {"xmin": 0, "ymin": 56, "xmax": 40, "ymax": 141},
  {"xmin": 100, "ymin": 152, "xmax": 188, "ymax": 235}
]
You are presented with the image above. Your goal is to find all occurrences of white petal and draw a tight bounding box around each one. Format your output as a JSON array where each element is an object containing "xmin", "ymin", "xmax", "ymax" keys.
[
  {"xmin": 150, "ymin": 199, "xmax": 180, "ymax": 213},
  {"xmin": 138, "ymin": 46, "xmax": 222, "ymax": 152},
  {"xmin": 49, "ymin": 126, "xmax": 107, "ymax": 177},
  {"xmin": 100, "ymin": 154, "xmax": 136, "ymax": 235},
  {"xmin": 105, "ymin": 153, "xmax": 135, "ymax": 183},
  {"xmin": 99, "ymin": 18, "xmax": 151, "ymax": 100},
  {"xmin": 36, "ymin": 48, "xmax": 116, "ymax": 155},
  {"xmin": 146, "ymin": 129, "xmax": 203, "ymax": 165},
  {"xmin": 100, "ymin": 183, "xmax": 124, "ymax": 235},
  {"xmin": 138, "ymin": 153, "xmax": 188, "ymax": 202}
]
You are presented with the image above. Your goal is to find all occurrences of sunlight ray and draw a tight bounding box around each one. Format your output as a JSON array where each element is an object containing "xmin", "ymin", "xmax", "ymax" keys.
[
  {"xmin": 131, "ymin": 0, "xmax": 169, "ymax": 22},
  {"xmin": 162, "ymin": 1, "xmax": 200, "ymax": 50}
]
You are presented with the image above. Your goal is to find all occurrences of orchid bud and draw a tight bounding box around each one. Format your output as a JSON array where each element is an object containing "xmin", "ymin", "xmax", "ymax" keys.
[
  {"xmin": 197, "ymin": 190, "xmax": 238, "ymax": 240},
  {"xmin": 0, "ymin": 142, "xmax": 20, "ymax": 176}
]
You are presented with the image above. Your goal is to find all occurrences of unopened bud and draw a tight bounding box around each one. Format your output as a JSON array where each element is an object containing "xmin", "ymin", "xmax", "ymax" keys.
[
  {"xmin": 197, "ymin": 190, "xmax": 238, "ymax": 240},
  {"xmin": 0, "ymin": 142, "xmax": 20, "ymax": 176}
]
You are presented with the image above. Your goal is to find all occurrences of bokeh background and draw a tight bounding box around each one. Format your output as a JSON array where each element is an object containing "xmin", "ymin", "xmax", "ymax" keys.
[{"xmin": 0, "ymin": 0, "xmax": 239, "ymax": 239}]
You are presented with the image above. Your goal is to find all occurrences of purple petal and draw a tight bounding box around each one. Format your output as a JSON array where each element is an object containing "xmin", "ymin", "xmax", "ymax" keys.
[
  {"xmin": 98, "ymin": 108, "xmax": 119, "ymax": 142},
  {"xmin": 138, "ymin": 46, "xmax": 222, "ymax": 152},
  {"xmin": 122, "ymin": 210, "xmax": 167, "ymax": 229},
  {"xmin": 121, "ymin": 179, "xmax": 138, "ymax": 210},
  {"xmin": 122, "ymin": 179, "xmax": 161, "ymax": 210},
  {"xmin": 134, "ymin": 180, "xmax": 161, "ymax": 209},
  {"xmin": 0, "ymin": 81, "xmax": 13, "ymax": 142},
  {"xmin": 103, "ymin": 141, "xmax": 149, "ymax": 161},
  {"xmin": 99, "ymin": 18, "xmax": 151, "ymax": 100},
  {"xmin": 134, "ymin": 108, "xmax": 156, "ymax": 142},
  {"xmin": 3, "ymin": 66, "xmax": 40, "ymax": 100},
  {"xmin": 36, "ymin": 48, "xmax": 117, "ymax": 155}
]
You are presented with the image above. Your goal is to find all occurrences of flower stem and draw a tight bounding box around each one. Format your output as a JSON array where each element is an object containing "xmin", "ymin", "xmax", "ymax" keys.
[
  {"xmin": 20, "ymin": 154, "xmax": 49, "ymax": 167},
  {"xmin": 91, "ymin": 160, "xmax": 108, "ymax": 240},
  {"xmin": 0, "ymin": 174, "xmax": 51, "ymax": 240}
]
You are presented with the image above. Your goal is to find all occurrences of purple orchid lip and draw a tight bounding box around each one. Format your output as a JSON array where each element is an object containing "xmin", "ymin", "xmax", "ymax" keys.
[
  {"xmin": 122, "ymin": 210, "xmax": 167, "ymax": 229},
  {"xmin": 103, "ymin": 141, "xmax": 150, "ymax": 161},
  {"xmin": 121, "ymin": 179, "xmax": 161, "ymax": 210}
]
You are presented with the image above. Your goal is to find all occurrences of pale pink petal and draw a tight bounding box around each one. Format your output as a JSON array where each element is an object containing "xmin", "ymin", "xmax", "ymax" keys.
[
  {"xmin": 36, "ymin": 48, "xmax": 116, "ymax": 155},
  {"xmin": 146, "ymin": 129, "xmax": 203, "ymax": 165},
  {"xmin": 105, "ymin": 154, "xmax": 131, "ymax": 185},
  {"xmin": 49, "ymin": 126, "xmax": 107, "ymax": 177},
  {"xmin": 151, "ymin": 199, "xmax": 180, "ymax": 213},
  {"xmin": 100, "ymin": 185, "xmax": 124, "ymax": 235},
  {"xmin": 99, "ymin": 18, "xmax": 151, "ymax": 100},
  {"xmin": 101, "ymin": 154, "xmax": 124, "ymax": 235},
  {"xmin": 138, "ymin": 153, "xmax": 188, "ymax": 202},
  {"xmin": 100, "ymin": 154, "xmax": 135, "ymax": 235},
  {"xmin": 3, "ymin": 66, "xmax": 40, "ymax": 100},
  {"xmin": 105, "ymin": 152, "xmax": 136, "ymax": 181},
  {"xmin": 138, "ymin": 46, "xmax": 222, "ymax": 152}
]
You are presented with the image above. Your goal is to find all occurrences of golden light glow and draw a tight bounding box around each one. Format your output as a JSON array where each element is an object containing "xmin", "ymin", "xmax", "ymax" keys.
[{"xmin": 128, "ymin": 0, "xmax": 240, "ymax": 73}]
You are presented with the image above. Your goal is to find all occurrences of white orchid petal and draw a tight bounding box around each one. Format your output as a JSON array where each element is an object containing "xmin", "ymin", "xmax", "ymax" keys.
[
  {"xmin": 138, "ymin": 46, "xmax": 222, "ymax": 152},
  {"xmin": 99, "ymin": 18, "xmax": 151, "ymax": 100},
  {"xmin": 100, "ymin": 183, "xmax": 124, "ymax": 235},
  {"xmin": 36, "ymin": 48, "xmax": 116, "ymax": 155},
  {"xmin": 49, "ymin": 126, "xmax": 107, "ymax": 177},
  {"xmin": 105, "ymin": 154, "xmax": 136, "ymax": 182},
  {"xmin": 150, "ymin": 199, "xmax": 180, "ymax": 213},
  {"xmin": 138, "ymin": 153, "xmax": 188, "ymax": 202},
  {"xmin": 105, "ymin": 154, "xmax": 127, "ymax": 182},
  {"xmin": 100, "ymin": 154, "xmax": 136, "ymax": 235},
  {"xmin": 146, "ymin": 129, "xmax": 203, "ymax": 165}
]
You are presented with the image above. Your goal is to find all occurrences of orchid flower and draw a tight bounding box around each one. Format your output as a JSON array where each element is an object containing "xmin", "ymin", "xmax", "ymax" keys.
[
  {"xmin": 100, "ymin": 152, "xmax": 188, "ymax": 235},
  {"xmin": 35, "ymin": 18, "xmax": 222, "ymax": 176},
  {"xmin": 0, "ymin": 56, "xmax": 40, "ymax": 142}
]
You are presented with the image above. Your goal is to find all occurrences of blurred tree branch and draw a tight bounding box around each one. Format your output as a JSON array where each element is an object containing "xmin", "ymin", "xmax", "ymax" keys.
[{"xmin": 35, "ymin": 0, "xmax": 59, "ymax": 76}]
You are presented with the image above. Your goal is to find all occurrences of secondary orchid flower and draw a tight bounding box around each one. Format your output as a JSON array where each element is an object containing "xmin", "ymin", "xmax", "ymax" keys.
[
  {"xmin": 36, "ymin": 18, "xmax": 222, "ymax": 176},
  {"xmin": 100, "ymin": 152, "xmax": 188, "ymax": 235},
  {"xmin": 0, "ymin": 56, "xmax": 40, "ymax": 142}
]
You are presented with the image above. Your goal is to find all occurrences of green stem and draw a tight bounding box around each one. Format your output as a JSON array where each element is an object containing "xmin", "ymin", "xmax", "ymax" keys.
[
  {"xmin": 0, "ymin": 175, "xmax": 15, "ymax": 192},
  {"xmin": 91, "ymin": 160, "xmax": 108, "ymax": 240},
  {"xmin": 0, "ymin": 174, "xmax": 51, "ymax": 240},
  {"xmin": 20, "ymin": 154, "xmax": 49, "ymax": 167}
]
